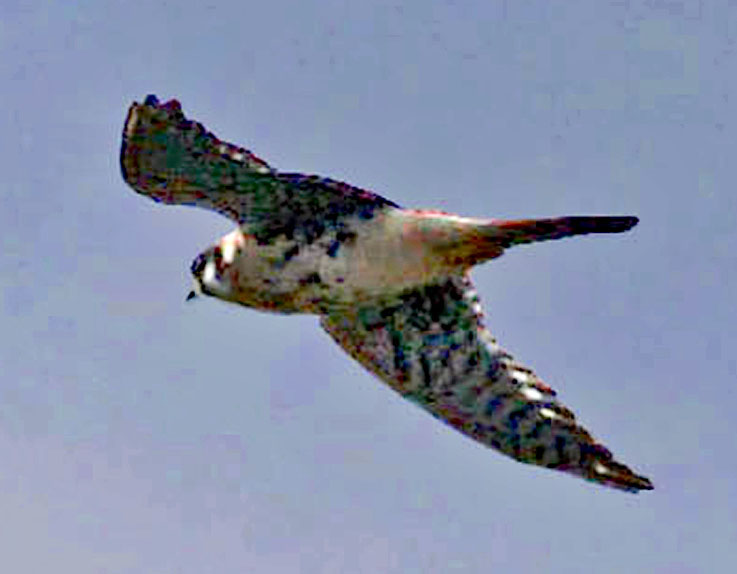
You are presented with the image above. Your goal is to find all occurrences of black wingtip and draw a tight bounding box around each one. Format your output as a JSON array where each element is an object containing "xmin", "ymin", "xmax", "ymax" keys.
[{"xmin": 585, "ymin": 454, "xmax": 654, "ymax": 493}]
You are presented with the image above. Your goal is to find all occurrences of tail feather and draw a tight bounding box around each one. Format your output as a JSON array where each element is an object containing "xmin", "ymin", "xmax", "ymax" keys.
[
  {"xmin": 492, "ymin": 216, "xmax": 639, "ymax": 248},
  {"xmin": 428, "ymin": 214, "xmax": 638, "ymax": 270}
]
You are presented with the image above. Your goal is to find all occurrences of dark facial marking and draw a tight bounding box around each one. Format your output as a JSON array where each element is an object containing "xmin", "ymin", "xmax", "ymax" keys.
[{"xmin": 191, "ymin": 253, "xmax": 207, "ymax": 276}]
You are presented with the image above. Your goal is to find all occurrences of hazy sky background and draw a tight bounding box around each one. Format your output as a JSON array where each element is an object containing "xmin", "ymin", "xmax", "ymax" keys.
[{"xmin": 2, "ymin": 1, "xmax": 735, "ymax": 572}]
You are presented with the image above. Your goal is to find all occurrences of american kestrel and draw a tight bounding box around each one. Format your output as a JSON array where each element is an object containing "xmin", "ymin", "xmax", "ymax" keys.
[{"xmin": 121, "ymin": 95, "xmax": 652, "ymax": 492}]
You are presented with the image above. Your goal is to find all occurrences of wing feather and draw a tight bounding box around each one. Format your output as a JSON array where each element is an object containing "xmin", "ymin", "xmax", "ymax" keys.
[
  {"xmin": 120, "ymin": 95, "xmax": 398, "ymax": 245},
  {"xmin": 320, "ymin": 274, "xmax": 653, "ymax": 492}
]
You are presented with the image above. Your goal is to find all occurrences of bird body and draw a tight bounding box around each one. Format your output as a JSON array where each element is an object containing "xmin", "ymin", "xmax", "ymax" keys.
[
  {"xmin": 203, "ymin": 209, "xmax": 495, "ymax": 312},
  {"xmin": 121, "ymin": 95, "xmax": 652, "ymax": 492}
]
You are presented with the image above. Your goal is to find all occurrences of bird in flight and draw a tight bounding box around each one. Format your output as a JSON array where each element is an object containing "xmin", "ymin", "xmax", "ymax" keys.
[{"xmin": 120, "ymin": 95, "xmax": 652, "ymax": 492}]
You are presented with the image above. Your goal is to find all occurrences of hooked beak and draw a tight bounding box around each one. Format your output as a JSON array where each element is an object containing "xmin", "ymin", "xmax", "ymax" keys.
[{"xmin": 186, "ymin": 279, "xmax": 202, "ymax": 302}]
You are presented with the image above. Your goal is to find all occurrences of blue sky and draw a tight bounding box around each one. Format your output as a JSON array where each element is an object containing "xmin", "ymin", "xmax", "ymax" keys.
[{"xmin": 1, "ymin": 1, "xmax": 735, "ymax": 572}]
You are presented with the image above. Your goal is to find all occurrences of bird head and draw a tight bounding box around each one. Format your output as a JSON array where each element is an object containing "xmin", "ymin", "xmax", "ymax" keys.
[
  {"xmin": 188, "ymin": 245, "xmax": 232, "ymax": 301},
  {"xmin": 187, "ymin": 230, "xmax": 245, "ymax": 302}
]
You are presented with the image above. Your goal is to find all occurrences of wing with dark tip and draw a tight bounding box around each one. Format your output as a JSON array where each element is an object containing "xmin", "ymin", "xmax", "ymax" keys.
[
  {"xmin": 320, "ymin": 274, "xmax": 653, "ymax": 492},
  {"xmin": 120, "ymin": 95, "xmax": 399, "ymax": 244}
]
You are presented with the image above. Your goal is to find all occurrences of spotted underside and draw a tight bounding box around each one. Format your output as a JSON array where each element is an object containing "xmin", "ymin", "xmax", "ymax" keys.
[{"xmin": 321, "ymin": 274, "xmax": 653, "ymax": 492}]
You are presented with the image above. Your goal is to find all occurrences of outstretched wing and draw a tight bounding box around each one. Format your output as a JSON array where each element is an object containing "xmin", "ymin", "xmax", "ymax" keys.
[
  {"xmin": 120, "ymin": 95, "xmax": 399, "ymax": 245},
  {"xmin": 320, "ymin": 274, "xmax": 653, "ymax": 492}
]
